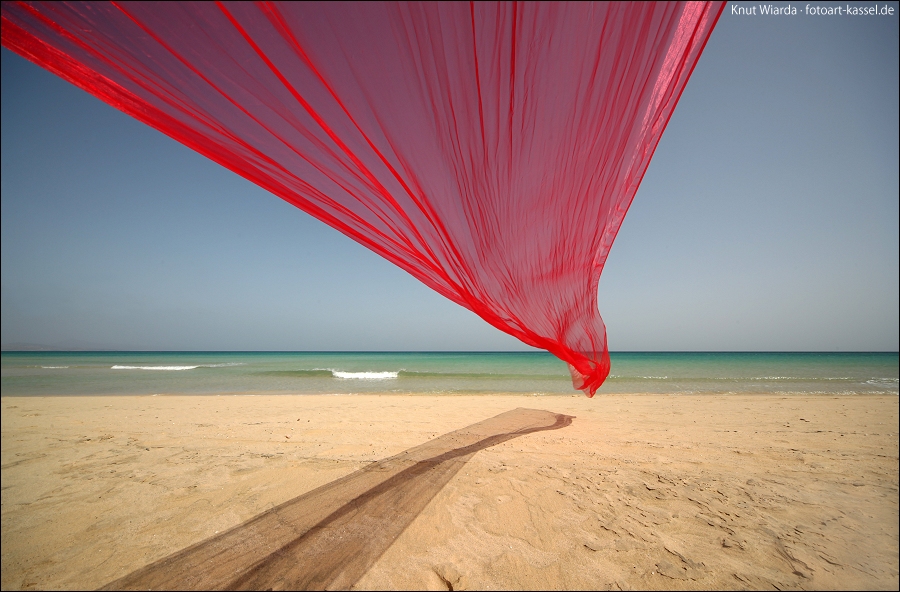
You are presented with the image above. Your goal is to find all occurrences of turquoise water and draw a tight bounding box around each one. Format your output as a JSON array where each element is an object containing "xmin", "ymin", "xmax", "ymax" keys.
[{"xmin": 1, "ymin": 352, "xmax": 896, "ymax": 396}]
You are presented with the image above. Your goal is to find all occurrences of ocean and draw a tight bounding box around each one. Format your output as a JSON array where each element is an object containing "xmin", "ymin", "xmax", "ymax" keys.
[{"xmin": 1, "ymin": 351, "xmax": 896, "ymax": 397}]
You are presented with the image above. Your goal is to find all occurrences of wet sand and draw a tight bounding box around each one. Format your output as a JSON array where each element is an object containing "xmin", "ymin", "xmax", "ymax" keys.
[{"xmin": 1, "ymin": 393, "xmax": 897, "ymax": 590}]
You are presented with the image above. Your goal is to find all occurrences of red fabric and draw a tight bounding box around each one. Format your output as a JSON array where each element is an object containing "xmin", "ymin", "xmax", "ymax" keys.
[{"xmin": 2, "ymin": 1, "xmax": 723, "ymax": 395}]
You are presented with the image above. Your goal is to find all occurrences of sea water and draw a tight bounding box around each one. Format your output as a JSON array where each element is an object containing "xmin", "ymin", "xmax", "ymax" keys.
[{"xmin": 1, "ymin": 351, "xmax": 896, "ymax": 396}]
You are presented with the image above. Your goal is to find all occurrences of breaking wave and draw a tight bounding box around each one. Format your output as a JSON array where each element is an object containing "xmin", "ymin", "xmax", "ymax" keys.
[
  {"xmin": 111, "ymin": 363, "xmax": 244, "ymax": 371},
  {"xmin": 332, "ymin": 371, "xmax": 398, "ymax": 380}
]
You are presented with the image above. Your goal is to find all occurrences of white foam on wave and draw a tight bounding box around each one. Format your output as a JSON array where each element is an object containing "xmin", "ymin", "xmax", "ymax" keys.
[
  {"xmin": 607, "ymin": 375, "xmax": 668, "ymax": 379},
  {"xmin": 112, "ymin": 365, "xmax": 199, "ymax": 371},
  {"xmin": 41, "ymin": 366, "xmax": 69, "ymax": 369},
  {"xmin": 752, "ymin": 376, "xmax": 861, "ymax": 381},
  {"xmin": 110, "ymin": 362, "xmax": 245, "ymax": 371},
  {"xmin": 608, "ymin": 374, "xmax": 669, "ymax": 380},
  {"xmin": 332, "ymin": 370, "xmax": 398, "ymax": 380}
]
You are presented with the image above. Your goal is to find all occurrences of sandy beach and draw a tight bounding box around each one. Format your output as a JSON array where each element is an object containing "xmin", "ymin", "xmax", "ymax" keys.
[{"xmin": 1, "ymin": 393, "xmax": 897, "ymax": 590}]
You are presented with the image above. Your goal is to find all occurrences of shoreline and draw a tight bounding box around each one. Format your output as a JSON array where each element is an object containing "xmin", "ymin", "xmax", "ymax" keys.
[{"xmin": 2, "ymin": 393, "xmax": 898, "ymax": 590}]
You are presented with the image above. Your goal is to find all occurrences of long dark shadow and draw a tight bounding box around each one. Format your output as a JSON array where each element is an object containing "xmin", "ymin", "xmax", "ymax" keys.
[{"xmin": 102, "ymin": 408, "xmax": 574, "ymax": 591}]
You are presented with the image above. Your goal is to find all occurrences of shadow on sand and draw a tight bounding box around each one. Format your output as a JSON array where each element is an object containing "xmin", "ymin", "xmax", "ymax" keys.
[{"xmin": 102, "ymin": 407, "xmax": 574, "ymax": 590}]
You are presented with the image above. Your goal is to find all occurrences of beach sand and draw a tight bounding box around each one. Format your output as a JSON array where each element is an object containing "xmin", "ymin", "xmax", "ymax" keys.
[{"xmin": 1, "ymin": 393, "xmax": 897, "ymax": 590}]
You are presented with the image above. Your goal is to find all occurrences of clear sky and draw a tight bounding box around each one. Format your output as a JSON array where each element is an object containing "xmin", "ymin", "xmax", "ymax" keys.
[{"xmin": 2, "ymin": 2, "xmax": 898, "ymax": 352}]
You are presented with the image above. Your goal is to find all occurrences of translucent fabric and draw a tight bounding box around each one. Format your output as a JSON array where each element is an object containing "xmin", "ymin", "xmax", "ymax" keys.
[{"xmin": 1, "ymin": 2, "xmax": 724, "ymax": 395}]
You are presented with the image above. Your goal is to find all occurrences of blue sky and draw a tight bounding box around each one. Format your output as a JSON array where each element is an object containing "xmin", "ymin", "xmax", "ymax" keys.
[{"xmin": 2, "ymin": 3, "xmax": 898, "ymax": 351}]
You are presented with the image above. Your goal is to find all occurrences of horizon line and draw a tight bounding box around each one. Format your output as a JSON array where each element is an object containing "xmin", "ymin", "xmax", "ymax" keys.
[{"xmin": 2, "ymin": 349, "xmax": 898, "ymax": 354}]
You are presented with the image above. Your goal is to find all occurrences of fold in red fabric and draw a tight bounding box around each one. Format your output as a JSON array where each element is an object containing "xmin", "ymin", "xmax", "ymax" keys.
[{"xmin": 2, "ymin": 2, "xmax": 723, "ymax": 395}]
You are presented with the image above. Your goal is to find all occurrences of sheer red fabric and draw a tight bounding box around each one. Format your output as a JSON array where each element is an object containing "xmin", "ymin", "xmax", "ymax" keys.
[{"xmin": 2, "ymin": 2, "xmax": 723, "ymax": 395}]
